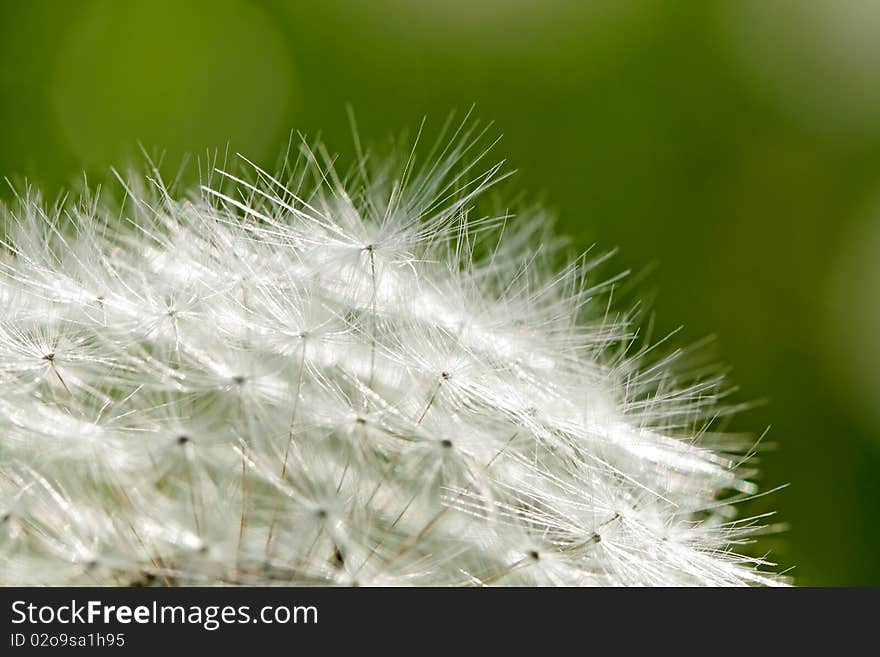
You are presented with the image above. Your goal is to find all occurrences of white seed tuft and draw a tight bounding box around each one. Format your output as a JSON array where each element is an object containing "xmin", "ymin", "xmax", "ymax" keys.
[{"xmin": 0, "ymin": 120, "xmax": 782, "ymax": 586}]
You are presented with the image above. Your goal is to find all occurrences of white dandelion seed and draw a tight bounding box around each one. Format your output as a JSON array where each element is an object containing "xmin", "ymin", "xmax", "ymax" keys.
[{"xmin": 0, "ymin": 116, "xmax": 784, "ymax": 586}]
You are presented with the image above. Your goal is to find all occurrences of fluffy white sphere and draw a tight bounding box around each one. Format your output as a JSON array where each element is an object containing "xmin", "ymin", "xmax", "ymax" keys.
[{"xmin": 0, "ymin": 121, "xmax": 781, "ymax": 586}]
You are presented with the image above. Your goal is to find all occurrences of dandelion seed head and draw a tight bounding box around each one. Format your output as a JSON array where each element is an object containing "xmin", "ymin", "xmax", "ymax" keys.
[{"xmin": 0, "ymin": 117, "xmax": 783, "ymax": 586}]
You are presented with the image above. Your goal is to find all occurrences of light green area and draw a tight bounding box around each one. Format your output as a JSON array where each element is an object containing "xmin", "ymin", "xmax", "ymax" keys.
[{"xmin": 2, "ymin": 0, "xmax": 879, "ymax": 585}]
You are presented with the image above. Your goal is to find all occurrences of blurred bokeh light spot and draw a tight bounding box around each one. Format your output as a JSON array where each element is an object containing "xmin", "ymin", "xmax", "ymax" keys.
[
  {"xmin": 826, "ymin": 198, "xmax": 880, "ymax": 440},
  {"xmin": 51, "ymin": 0, "xmax": 295, "ymax": 168},
  {"xmin": 721, "ymin": 0, "xmax": 880, "ymax": 141}
]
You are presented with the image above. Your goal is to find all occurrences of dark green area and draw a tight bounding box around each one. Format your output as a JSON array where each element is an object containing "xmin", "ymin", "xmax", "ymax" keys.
[{"xmin": 2, "ymin": 0, "xmax": 878, "ymax": 585}]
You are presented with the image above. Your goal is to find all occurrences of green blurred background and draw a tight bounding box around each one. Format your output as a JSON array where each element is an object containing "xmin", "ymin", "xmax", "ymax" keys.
[{"xmin": 2, "ymin": 0, "xmax": 879, "ymax": 585}]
